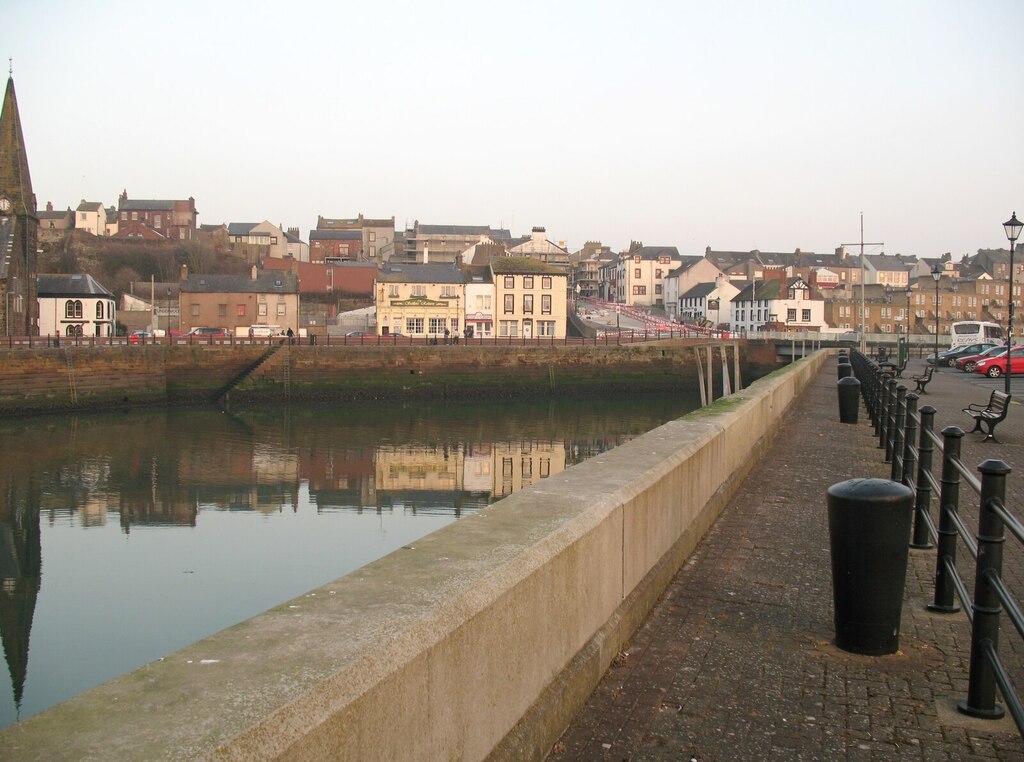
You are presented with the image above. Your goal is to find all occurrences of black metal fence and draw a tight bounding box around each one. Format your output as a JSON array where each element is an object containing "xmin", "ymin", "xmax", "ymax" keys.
[{"xmin": 850, "ymin": 349, "xmax": 1023, "ymax": 732}]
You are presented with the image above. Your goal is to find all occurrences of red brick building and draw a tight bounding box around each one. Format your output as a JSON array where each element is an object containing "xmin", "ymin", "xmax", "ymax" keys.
[{"xmin": 115, "ymin": 190, "xmax": 198, "ymax": 240}]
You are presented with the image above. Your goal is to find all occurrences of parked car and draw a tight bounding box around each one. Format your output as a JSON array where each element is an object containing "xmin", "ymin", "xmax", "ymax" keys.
[
  {"xmin": 128, "ymin": 330, "xmax": 152, "ymax": 345},
  {"xmin": 973, "ymin": 346, "xmax": 1024, "ymax": 377},
  {"xmin": 927, "ymin": 341, "xmax": 1000, "ymax": 367},
  {"xmin": 955, "ymin": 345, "xmax": 1006, "ymax": 373},
  {"xmin": 245, "ymin": 324, "xmax": 283, "ymax": 338},
  {"xmin": 187, "ymin": 327, "xmax": 229, "ymax": 340},
  {"xmin": 345, "ymin": 331, "xmax": 370, "ymax": 337}
]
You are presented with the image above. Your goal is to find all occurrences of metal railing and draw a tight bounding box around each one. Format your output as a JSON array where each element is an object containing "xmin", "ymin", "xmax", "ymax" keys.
[
  {"xmin": 0, "ymin": 329, "xmax": 726, "ymax": 350},
  {"xmin": 850, "ymin": 349, "xmax": 1024, "ymax": 731}
]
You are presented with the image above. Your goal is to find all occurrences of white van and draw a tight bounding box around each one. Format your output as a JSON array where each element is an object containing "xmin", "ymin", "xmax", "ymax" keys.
[{"xmin": 241, "ymin": 324, "xmax": 282, "ymax": 338}]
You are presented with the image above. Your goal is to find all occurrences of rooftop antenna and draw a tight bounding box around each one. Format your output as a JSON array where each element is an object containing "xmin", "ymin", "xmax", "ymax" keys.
[{"xmin": 8, "ymin": 58, "xmax": 12, "ymax": 76}]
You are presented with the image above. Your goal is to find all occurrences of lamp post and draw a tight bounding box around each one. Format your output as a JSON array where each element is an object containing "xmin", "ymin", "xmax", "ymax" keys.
[
  {"xmin": 905, "ymin": 285, "xmax": 913, "ymax": 336},
  {"xmin": 1003, "ymin": 212, "xmax": 1022, "ymax": 394},
  {"xmin": 932, "ymin": 266, "xmax": 942, "ymax": 370},
  {"xmin": 165, "ymin": 287, "xmax": 171, "ymax": 334}
]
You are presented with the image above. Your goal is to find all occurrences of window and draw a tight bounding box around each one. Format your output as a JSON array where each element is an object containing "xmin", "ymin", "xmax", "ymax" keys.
[
  {"xmin": 504, "ymin": 294, "xmax": 514, "ymax": 314},
  {"xmin": 499, "ymin": 320, "xmax": 519, "ymax": 337},
  {"xmin": 538, "ymin": 320, "xmax": 556, "ymax": 336},
  {"xmin": 429, "ymin": 317, "xmax": 446, "ymax": 333},
  {"xmin": 258, "ymin": 303, "xmax": 268, "ymax": 316},
  {"xmin": 218, "ymin": 304, "xmax": 228, "ymax": 318},
  {"xmin": 131, "ymin": 212, "xmax": 138, "ymax": 221},
  {"xmin": 65, "ymin": 300, "xmax": 80, "ymax": 319},
  {"xmin": 95, "ymin": 302, "xmax": 103, "ymax": 319},
  {"xmin": 154, "ymin": 215, "xmax": 161, "ymax": 228},
  {"xmin": 634, "ymin": 255, "xmax": 641, "ymax": 263},
  {"xmin": 787, "ymin": 308, "xmax": 797, "ymax": 321},
  {"xmin": 542, "ymin": 276, "xmax": 552, "ymax": 289},
  {"xmin": 633, "ymin": 286, "xmax": 647, "ymax": 295},
  {"xmin": 504, "ymin": 276, "xmax": 515, "ymax": 289},
  {"xmin": 523, "ymin": 276, "xmax": 534, "ymax": 289},
  {"xmin": 191, "ymin": 304, "xmax": 200, "ymax": 317},
  {"xmin": 389, "ymin": 285, "xmax": 400, "ymax": 298},
  {"xmin": 79, "ymin": 212, "xmax": 86, "ymax": 221},
  {"xmin": 406, "ymin": 317, "xmax": 424, "ymax": 334},
  {"xmin": 523, "ymin": 294, "xmax": 534, "ymax": 314},
  {"xmin": 634, "ymin": 268, "xmax": 642, "ymax": 278},
  {"xmin": 541, "ymin": 294, "xmax": 552, "ymax": 314},
  {"xmin": 271, "ymin": 236, "xmax": 278, "ymax": 245},
  {"xmin": 236, "ymin": 304, "xmax": 246, "ymax": 317},
  {"xmin": 412, "ymin": 285, "xmax": 426, "ymax": 297},
  {"xmin": 655, "ymin": 269, "xmax": 662, "ymax": 278},
  {"xmin": 369, "ymin": 232, "xmax": 376, "ymax": 242},
  {"xmin": 277, "ymin": 304, "xmax": 286, "ymax": 316},
  {"xmin": 655, "ymin": 285, "xmax": 662, "ymax": 295},
  {"xmin": 802, "ymin": 309, "xmax": 811, "ymax": 322},
  {"xmin": 450, "ymin": 318, "xmax": 459, "ymax": 332},
  {"xmin": 120, "ymin": 211, "xmax": 127, "ymax": 221}
]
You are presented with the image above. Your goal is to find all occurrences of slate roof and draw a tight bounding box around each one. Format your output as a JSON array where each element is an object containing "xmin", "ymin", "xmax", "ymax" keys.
[
  {"xmin": 37, "ymin": 209, "xmax": 70, "ymax": 221},
  {"xmin": 627, "ymin": 246, "xmax": 681, "ymax": 261},
  {"xmin": 490, "ymin": 257, "xmax": 565, "ymax": 275},
  {"xmin": 119, "ymin": 198, "xmax": 176, "ymax": 211},
  {"xmin": 416, "ymin": 224, "xmax": 511, "ymax": 241},
  {"xmin": 284, "ymin": 230, "xmax": 304, "ymax": 244},
  {"xmin": 227, "ymin": 222, "xmax": 260, "ymax": 236},
  {"xmin": 309, "ymin": 229, "xmax": 362, "ymax": 241},
  {"xmin": 377, "ymin": 263, "xmax": 466, "ymax": 284},
  {"xmin": 180, "ymin": 272, "xmax": 299, "ymax": 294},
  {"xmin": 37, "ymin": 273, "xmax": 113, "ymax": 297},
  {"xmin": 0, "ymin": 216, "xmax": 13, "ymax": 278},
  {"xmin": 680, "ymin": 282, "xmax": 718, "ymax": 300},
  {"xmin": 76, "ymin": 201, "xmax": 103, "ymax": 213}
]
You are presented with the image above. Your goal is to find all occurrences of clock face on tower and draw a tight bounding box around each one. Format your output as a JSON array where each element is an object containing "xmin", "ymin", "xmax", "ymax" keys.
[{"xmin": 0, "ymin": 197, "xmax": 10, "ymax": 212}]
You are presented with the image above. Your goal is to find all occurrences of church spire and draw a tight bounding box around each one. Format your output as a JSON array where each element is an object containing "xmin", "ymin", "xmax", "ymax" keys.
[{"xmin": 0, "ymin": 75, "xmax": 36, "ymax": 218}]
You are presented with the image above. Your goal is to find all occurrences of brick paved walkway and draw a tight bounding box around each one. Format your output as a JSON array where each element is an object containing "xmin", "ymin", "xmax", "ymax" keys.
[{"xmin": 548, "ymin": 358, "xmax": 1024, "ymax": 761}]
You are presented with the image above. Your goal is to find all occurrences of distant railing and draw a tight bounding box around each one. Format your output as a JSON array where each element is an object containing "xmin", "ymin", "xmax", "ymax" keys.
[
  {"xmin": 0, "ymin": 329, "xmax": 728, "ymax": 350},
  {"xmin": 850, "ymin": 349, "xmax": 1024, "ymax": 734}
]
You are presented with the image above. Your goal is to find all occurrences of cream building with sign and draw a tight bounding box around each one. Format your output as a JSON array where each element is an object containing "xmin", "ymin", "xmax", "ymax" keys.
[{"xmin": 376, "ymin": 264, "xmax": 465, "ymax": 339}]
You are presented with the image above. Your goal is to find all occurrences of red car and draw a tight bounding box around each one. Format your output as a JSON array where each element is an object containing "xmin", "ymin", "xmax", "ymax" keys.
[
  {"xmin": 955, "ymin": 345, "xmax": 1006, "ymax": 373},
  {"xmin": 973, "ymin": 346, "xmax": 1024, "ymax": 377}
]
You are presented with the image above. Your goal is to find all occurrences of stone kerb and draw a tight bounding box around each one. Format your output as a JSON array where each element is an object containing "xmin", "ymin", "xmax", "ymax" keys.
[{"xmin": 0, "ymin": 352, "xmax": 827, "ymax": 761}]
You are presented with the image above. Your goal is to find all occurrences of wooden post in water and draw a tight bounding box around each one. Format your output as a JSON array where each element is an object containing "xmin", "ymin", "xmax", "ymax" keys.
[
  {"xmin": 733, "ymin": 342, "xmax": 742, "ymax": 391},
  {"xmin": 720, "ymin": 344, "xmax": 732, "ymax": 396},
  {"xmin": 694, "ymin": 347, "xmax": 707, "ymax": 406},
  {"xmin": 705, "ymin": 346, "xmax": 714, "ymax": 404}
]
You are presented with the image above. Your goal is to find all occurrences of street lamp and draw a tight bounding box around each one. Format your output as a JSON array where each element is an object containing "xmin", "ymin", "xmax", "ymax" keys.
[
  {"xmin": 905, "ymin": 286, "xmax": 913, "ymax": 336},
  {"xmin": 1003, "ymin": 212, "xmax": 1022, "ymax": 394},
  {"xmin": 931, "ymin": 266, "xmax": 942, "ymax": 370}
]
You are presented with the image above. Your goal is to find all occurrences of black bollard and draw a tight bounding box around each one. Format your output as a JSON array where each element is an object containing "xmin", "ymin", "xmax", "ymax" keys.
[
  {"xmin": 837, "ymin": 376, "xmax": 860, "ymax": 423},
  {"xmin": 827, "ymin": 478, "xmax": 914, "ymax": 655},
  {"xmin": 838, "ymin": 361, "xmax": 853, "ymax": 379}
]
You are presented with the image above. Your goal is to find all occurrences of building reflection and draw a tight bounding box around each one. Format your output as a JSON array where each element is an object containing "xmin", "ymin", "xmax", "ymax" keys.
[{"xmin": 0, "ymin": 392, "xmax": 694, "ymax": 721}]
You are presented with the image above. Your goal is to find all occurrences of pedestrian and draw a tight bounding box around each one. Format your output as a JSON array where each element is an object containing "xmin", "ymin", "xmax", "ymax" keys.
[{"xmin": 286, "ymin": 327, "xmax": 294, "ymax": 345}]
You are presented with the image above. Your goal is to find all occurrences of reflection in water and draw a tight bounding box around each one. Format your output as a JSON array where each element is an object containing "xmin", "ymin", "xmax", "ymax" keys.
[{"xmin": 0, "ymin": 391, "xmax": 700, "ymax": 727}]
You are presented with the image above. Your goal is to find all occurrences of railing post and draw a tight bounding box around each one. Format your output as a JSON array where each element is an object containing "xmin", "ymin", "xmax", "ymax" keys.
[
  {"xmin": 879, "ymin": 373, "xmax": 895, "ymax": 451},
  {"xmin": 958, "ymin": 458, "xmax": 1011, "ymax": 720},
  {"xmin": 929, "ymin": 426, "xmax": 964, "ymax": 613},
  {"xmin": 901, "ymin": 392, "xmax": 919, "ymax": 490},
  {"xmin": 910, "ymin": 405, "xmax": 937, "ymax": 549},
  {"xmin": 888, "ymin": 384, "xmax": 907, "ymax": 473}
]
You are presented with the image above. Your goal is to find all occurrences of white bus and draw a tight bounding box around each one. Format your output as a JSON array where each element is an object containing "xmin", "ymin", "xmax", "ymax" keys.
[{"xmin": 950, "ymin": 320, "xmax": 1003, "ymax": 348}]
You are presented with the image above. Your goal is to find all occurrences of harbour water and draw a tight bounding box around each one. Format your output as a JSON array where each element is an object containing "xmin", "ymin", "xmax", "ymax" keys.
[{"xmin": 0, "ymin": 391, "xmax": 701, "ymax": 727}]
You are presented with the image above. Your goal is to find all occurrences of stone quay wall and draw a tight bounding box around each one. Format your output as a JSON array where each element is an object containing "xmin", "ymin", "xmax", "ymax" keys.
[
  {"xmin": 0, "ymin": 350, "xmax": 825, "ymax": 761},
  {"xmin": 0, "ymin": 341, "xmax": 779, "ymax": 415}
]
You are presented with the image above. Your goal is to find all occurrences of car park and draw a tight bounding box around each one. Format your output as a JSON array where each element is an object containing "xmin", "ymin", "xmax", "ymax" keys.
[{"xmin": 955, "ymin": 345, "xmax": 1006, "ymax": 373}]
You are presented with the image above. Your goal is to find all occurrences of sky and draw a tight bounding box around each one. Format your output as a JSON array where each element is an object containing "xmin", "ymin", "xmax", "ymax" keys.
[{"xmin": 6, "ymin": 0, "xmax": 1023, "ymax": 259}]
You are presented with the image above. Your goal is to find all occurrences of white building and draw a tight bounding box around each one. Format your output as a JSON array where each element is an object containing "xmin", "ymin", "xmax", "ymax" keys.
[
  {"xmin": 37, "ymin": 274, "xmax": 116, "ymax": 337},
  {"xmin": 678, "ymin": 278, "xmax": 740, "ymax": 327},
  {"xmin": 75, "ymin": 200, "xmax": 106, "ymax": 236},
  {"xmin": 730, "ymin": 274, "xmax": 824, "ymax": 333},
  {"xmin": 613, "ymin": 246, "xmax": 682, "ymax": 307}
]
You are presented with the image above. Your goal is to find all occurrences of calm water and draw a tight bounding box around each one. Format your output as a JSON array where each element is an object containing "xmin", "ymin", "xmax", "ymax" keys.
[{"xmin": 0, "ymin": 392, "xmax": 700, "ymax": 727}]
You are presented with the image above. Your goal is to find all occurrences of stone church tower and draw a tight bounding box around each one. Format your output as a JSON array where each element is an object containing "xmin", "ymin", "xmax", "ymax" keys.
[{"xmin": 0, "ymin": 75, "xmax": 39, "ymax": 336}]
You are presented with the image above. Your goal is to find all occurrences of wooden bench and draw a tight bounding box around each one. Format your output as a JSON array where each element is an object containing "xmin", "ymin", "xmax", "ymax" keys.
[
  {"xmin": 910, "ymin": 366, "xmax": 934, "ymax": 394},
  {"xmin": 963, "ymin": 390, "xmax": 1012, "ymax": 442}
]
